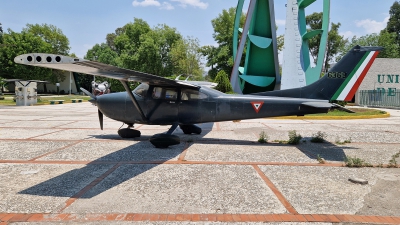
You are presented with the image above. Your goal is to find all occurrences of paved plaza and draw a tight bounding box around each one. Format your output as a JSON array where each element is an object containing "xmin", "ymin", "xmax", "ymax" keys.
[{"xmin": 0, "ymin": 102, "xmax": 399, "ymax": 224}]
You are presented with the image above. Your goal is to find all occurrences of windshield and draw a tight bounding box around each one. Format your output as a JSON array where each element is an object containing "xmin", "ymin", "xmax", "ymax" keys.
[{"xmin": 133, "ymin": 83, "xmax": 149, "ymax": 97}]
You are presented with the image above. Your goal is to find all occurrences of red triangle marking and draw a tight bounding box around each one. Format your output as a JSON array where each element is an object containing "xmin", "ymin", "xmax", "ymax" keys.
[{"xmin": 251, "ymin": 102, "xmax": 264, "ymax": 113}]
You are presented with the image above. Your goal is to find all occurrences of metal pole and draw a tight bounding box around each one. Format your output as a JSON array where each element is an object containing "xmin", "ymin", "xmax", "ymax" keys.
[{"xmin": 69, "ymin": 72, "xmax": 72, "ymax": 95}]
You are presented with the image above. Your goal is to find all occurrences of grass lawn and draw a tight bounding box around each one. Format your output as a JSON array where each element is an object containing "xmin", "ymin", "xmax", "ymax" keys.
[
  {"xmin": 309, "ymin": 108, "xmax": 387, "ymax": 117},
  {"xmin": 0, "ymin": 95, "xmax": 91, "ymax": 106}
]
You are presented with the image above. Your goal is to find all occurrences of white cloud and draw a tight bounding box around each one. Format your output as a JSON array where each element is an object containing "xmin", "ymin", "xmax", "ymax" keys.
[
  {"xmin": 340, "ymin": 31, "xmax": 355, "ymax": 40},
  {"xmin": 161, "ymin": 2, "xmax": 174, "ymax": 10},
  {"xmin": 170, "ymin": 0, "xmax": 208, "ymax": 9},
  {"xmin": 355, "ymin": 16, "xmax": 389, "ymax": 34},
  {"xmin": 132, "ymin": 0, "xmax": 161, "ymax": 7}
]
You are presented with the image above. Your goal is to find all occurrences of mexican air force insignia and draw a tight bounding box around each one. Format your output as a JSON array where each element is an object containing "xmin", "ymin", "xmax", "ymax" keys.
[{"xmin": 251, "ymin": 102, "xmax": 264, "ymax": 113}]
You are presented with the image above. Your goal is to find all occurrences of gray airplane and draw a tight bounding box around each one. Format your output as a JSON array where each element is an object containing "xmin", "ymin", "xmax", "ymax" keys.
[{"xmin": 15, "ymin": 46, "xmax": 381, "ymax": 148}]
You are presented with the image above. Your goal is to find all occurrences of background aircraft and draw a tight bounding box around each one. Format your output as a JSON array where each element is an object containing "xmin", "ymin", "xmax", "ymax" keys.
[{"xmin": 14, "ymin": 45, "xmax": 381, "ymax": 148}]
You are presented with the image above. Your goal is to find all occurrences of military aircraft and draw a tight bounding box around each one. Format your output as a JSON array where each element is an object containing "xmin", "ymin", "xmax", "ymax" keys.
[{"xmin": 14, "ymin": 45, "xmax": 381, "ymax": 148}]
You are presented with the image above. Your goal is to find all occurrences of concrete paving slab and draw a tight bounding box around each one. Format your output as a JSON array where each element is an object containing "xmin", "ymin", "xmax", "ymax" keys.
[
  {"xmin": 0, "ymin": 115, "xmax": 51, "ymax": 121},
  {"xmin": 57, "ymin": 120, "xmax": 123, "ymax": 129},
  {"xmin": 31, "ymin": 129, "xmax": 122, "ymax": 141},
  {"xmin": 338, "ymin": 124, "xmax": 400, "ymax": 133},
  {"xmin": 1, "ymin": 121, "xmax": 79, "ymax": 128},
  {"xmin": 0, "ymin": 163, "xmax": 113, "ymax": 213},
  {"xmin": 357, "ymin": 169, "xmax": 400, "ymax": 217},
  {"xmin": 0, "ymin": 140, "xmax": 74, "ymax": 160},
  {"xmin": 40, "ymin": 141, "xmax": 185, "ymax": 162},
  {"xmin": 296, "ymin": 143, "xmax": 400, "ymax": 164},
  {"xmin": 64, "ymin": 164, "xmax": 288, "ymax": 214},
  {"xmin": 267, "ymin": 124, "xmax": 348, "ymax": 132},
  {"xmin": 0, "ymin": 128, "xmax": 63, "ymax": 139},
  {"xmin": 184, "ymin": 143, "xmax": 316, "ymax": 163},
  {"xmin": 13, "ymin": 222, "xmax": 334, "ymax": 225},
  {"xmin": 219, "ymin": 121, "xmax": 268, "ymax": 131},
  {"xmin": 259, "ymin": 166, "xmax": 380, "ymax": 215}
]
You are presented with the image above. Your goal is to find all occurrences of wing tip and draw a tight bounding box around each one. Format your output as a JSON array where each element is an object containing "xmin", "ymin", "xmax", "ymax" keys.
[{"xmin": 14, "ymin": 53, "xmax": 85, "ymax": 65}]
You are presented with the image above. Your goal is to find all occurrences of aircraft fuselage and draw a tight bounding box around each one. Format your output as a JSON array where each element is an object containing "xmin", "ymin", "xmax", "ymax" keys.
[{"xmin": 96, "ymin": 85, "xmax": 329, "ymax": 125}]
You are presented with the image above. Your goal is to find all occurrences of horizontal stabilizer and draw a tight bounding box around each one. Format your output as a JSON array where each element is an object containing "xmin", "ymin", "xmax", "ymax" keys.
[{"xmin": 301, "ymin": 102, "xmax": 333, "ymax": 109}]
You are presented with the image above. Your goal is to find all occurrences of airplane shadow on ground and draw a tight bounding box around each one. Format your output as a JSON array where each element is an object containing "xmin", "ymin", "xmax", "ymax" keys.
[
  {"xmin": 19, "ymin": 124, "xmax": 357, "ymax": 198},
  {"xmin": 19, "ymin": 123, "xmax": 216, "ymax": 198},
  {"xmin": 296, "ymin": 140, "xmax": 358, "ymax": 162}
]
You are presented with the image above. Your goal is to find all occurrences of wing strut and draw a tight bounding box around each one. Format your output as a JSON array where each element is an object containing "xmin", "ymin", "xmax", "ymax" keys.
[{"xmin": 120, "ymin": 81, "xmax": 148, "ymax": 122}]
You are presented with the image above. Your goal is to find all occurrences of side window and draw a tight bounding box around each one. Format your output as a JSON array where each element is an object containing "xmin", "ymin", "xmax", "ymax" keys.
[
  {"xmin": 181, "ymin": 89, "xmax": 207, "ymax": 101},
  {"xmin": 165, "ymin": 89, "xmax": 177, "ymax": 100},
  {"xmin": 152, "ymin": 87, "xmax": 178, "ymax": 100},
  {"xmin": 152, "ymin": 87, "xmax": 163, "ymax": 99}
]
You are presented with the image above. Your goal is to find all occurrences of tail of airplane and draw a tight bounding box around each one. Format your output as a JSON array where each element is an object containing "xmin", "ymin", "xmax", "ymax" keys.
[{"xmin": 253, "ymin": 45, "xmax": 382, "ymax": 101}]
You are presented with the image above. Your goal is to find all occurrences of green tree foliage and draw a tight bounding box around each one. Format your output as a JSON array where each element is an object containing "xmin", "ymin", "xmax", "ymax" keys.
[
  {"xmin": 0, "ymin": 22, "xmax": 3, "ymax": 44},
  {"xmin": 84, "ymin": 18, "xmax": 204, "ymax": 92},
  {"xmin": 305, "ymin": 12, "xmax": 347, "ymax": 71},
  {"xmin": 0, "ymin": 24, "xmax": 70, "ymax": 84},
  {"xmin": 202, "ymin": 7, "xmax": 245, "ymax": 80},
  {"xmin": 214, "ymin": 70, "xmax": 233, "ymax": 93},
  {"xmin": 336, "ymin": 31, "xmax": 400, "ymax": 61},
  {"xmin": 170, "ymin": 37, "xmax": 204, "ymax": 80},
  {"xmin": 23, "ymin": 23, "xmax": 70, "ymax": 55},
  {"xmin": 386, "ymin": 1, "xmax": 400, "ymax": 46}
]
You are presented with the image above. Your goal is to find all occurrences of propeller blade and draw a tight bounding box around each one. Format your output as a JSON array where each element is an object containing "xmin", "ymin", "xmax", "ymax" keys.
[
  {"xmin": 80, "ymin": 87, "xmax": 96, "ymax": 99},
  {"xmin": 98, "ymin": 109, "xmax": 104, "ymax": 130}
]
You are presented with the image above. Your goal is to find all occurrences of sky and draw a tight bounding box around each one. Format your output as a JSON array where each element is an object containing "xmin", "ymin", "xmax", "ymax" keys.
[{"xmin": 0, "ymin": 0, "xmax": 395, "ymax": 58}]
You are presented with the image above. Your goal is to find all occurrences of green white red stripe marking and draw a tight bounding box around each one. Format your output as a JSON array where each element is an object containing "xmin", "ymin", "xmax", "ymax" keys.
[{"xmin": 332, "ymin": 51, "xmax": 379, "ymax": 101}]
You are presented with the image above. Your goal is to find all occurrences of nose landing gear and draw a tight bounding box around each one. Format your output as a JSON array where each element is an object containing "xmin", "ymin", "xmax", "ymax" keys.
[{"xmin": 118, "ymin": 123, "xmax": 141, "ymax": 138}]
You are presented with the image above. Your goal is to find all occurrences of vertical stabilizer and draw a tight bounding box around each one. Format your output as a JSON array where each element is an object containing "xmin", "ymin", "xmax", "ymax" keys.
[{"xmin": 253, "ymin": 46, "xmax": 382, "ymax": 101}]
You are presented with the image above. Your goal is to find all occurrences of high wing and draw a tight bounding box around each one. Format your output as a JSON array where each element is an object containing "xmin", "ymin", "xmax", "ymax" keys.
[{"xmin": 14, "ymin": 53, "xmax": 199, "ymax": 89}]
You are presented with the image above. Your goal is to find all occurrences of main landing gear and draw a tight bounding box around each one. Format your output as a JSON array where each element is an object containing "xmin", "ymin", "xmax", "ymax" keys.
[
  {"xmin": 118, "ymin": 123, "xmax": 141, "ymax": 138},
  {"xmin": 149, "ymin": 124, "xmax": 202, "ymax": 148},
  {"xmin": 118, "ymin": 123, "xmax": 203, "ymax": 148}
]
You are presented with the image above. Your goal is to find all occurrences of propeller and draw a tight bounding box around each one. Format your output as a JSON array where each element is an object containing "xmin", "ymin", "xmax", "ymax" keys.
[
  {"xmin": 80, "ymin": 87, "xmax": 95, "ymax": 98},
  {"xmin": 98, "ymin": 109, "xmax": 104, "ymax": 130},
  {"xmin": 80, "ymin": 87, "xmax": 103, "ymax": 130}
]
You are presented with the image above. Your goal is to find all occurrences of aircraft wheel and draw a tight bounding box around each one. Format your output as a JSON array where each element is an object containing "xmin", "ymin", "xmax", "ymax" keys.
[
  {"xmin": 179, "ymin": 124, "xmax": 202, "ymax": 135},
  {"xmin": 118, "ymin": 128, "xmax": 141, "ymax": 138},
  {"xmin": 150, "ymin": 134, "xmax": 180, "ymax": 148}
]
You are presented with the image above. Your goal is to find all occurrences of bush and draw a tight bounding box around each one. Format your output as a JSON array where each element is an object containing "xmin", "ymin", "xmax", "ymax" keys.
[
  {"xmin": 258, "ymin": 131, "xmax": 268, "ymax": 143},
  {"xmin": 214, "ymin": 70, "xmax": 233, "ymax": 93},
  {"xmin": 288, "ymin": 130, "xmax": 302, "ymax": 145},
  {"xmin": 311, "ymin": 131, "xmax": 327, "ymax": 143},
  {"xmin": 344, "ymin": 156, "xmax": 372, "ymax": 167}
]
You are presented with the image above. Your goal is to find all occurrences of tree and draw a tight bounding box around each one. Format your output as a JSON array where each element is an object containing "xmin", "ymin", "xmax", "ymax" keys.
[
  {"xmin": 214, "ymin": 70, "xmax": 233, "ymax": 93},
  {"xmin": 0, "ymin": 29, "xmax": 53, "ymax": 81},
  {"xmin": 170, "ymin": 36, "xmax": 204, "ymax": 80},
  {"xmin": 23, "ymin": 23, "xmax": 70, "ymax": 55},
  {"xmin": 0, "ymin": 22, "xmax": 3, "ymax": 44},
  {"xmin": 386, "ymin": 1, "xmax": 400, "ymax": 46},
  {"xmin": 86, "ymin": 18, "xmax": 204, "ymax": 82},
  {"xmin": 0, "ymin": 23, "xmax": 71, "ymax": 84},
  {"xmin": 202, "ymin": 7, "xmax": 245, "ymax": 80},
  {"xmin": 305, "ymin": 12, "xmax": 347, "ymax": 71},
  {"xmin": 336, "ymin": 30, "xmax": 400, "ymax": 61}
]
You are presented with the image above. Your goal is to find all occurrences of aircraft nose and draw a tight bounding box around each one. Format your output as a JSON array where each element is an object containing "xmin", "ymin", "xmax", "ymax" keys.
[{"xmin": 88, "ymin": 98, "xmax": 97, "ymax": 105}]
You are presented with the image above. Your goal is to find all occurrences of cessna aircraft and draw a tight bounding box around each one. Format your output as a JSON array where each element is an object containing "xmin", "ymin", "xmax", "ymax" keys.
[{"xmin": 14, "ymin": 46, "xmax": 381, "ymax": 147}]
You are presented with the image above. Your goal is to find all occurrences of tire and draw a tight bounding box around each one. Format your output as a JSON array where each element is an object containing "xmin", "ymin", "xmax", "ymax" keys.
[
  {"xmin": 179, "ymin": 124, "xmax": 202, "ymax": 135},
  {"xmin": 118, "ymin": 128, "xmax": 141, "ymax": 138},
  {"xmin": 150, "ymin": 134, "xmax": 180, "ymax": 148}
]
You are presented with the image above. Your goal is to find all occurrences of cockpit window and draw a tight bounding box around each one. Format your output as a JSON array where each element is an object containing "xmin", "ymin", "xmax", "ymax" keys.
[
  {"xmin": 152, "ymin": 87, "xmax": 178, "ymax": 100},
  {"xmin": 134, "ymin": 83, "xmax": 149, "ymax": 97},
  {"xmin": 181, "ymin": 89, "xmax": 208, "ymax": 101}
]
